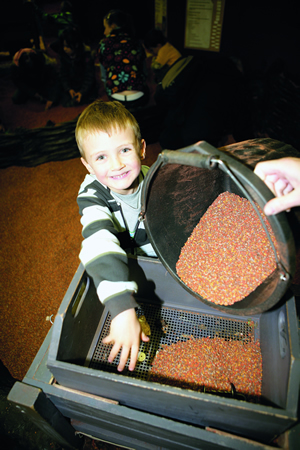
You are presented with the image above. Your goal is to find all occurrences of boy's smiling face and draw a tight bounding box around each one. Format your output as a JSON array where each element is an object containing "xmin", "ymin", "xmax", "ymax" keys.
[{"xmin": 81, "ymin": 127, "xmax": 146, "ymax": 195}]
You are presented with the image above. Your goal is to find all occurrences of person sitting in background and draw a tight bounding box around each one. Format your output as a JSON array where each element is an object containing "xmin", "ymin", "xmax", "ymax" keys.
[
  {"xmin": 11, "ymin": 48, "xmax": 60, "ymax": 110},
  {"xmin": 254, "ymin": 157, "xmax": 300, "ymax": 215},
  {"xmin": 144, "ymin": 28, "xmax": 182, "ymax": 83},
  {"xmin": 33, "ymin": 0, "xmax": 77, "ymax": 54},
  {"xmin": 98, "ymin": 9, "xmax": 149, "ymax": 110},
  {"xmin": 57, "ymin": 27, "xmax": 97, "ymax": 107}
]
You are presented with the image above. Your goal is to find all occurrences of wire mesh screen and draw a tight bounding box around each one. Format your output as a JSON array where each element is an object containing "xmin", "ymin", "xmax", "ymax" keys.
[{"xmin": 89, "ymin": 302, "xmax": 259, "ymax": 381}]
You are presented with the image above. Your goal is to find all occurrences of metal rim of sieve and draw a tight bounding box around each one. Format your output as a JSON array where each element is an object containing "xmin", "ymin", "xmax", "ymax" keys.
[{"xmin": 139, "ymin": 141, "xmax": 296, "ymax": 316}]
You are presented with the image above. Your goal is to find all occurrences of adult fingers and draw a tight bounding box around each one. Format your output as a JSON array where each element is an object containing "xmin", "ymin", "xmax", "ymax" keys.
[
  {"xmin": 283, "ymin": 184, "xmax": 294, "ymax": 196},
  {"xmin": 274, "ymin": 178, "xmax": 289, "ymax": 197},
  {"xmin": 264, "ymin": 189, "xmax": 300, "ymax": 215}
]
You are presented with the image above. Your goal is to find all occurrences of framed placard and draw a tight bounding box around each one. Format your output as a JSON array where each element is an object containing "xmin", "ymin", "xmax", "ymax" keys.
[{"xmin": 184, "ymin": 0, "xmax": 225, "ymax": 52}]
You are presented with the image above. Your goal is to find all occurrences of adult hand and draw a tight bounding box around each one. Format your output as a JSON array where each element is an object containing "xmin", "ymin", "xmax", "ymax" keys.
[
  {"xmin": 102, "ymin": 308, "xmax": 150, "ymax": 372},
  {"xmin": 254, "ymin": 157, "xmax": 300, "ymax": 215}
]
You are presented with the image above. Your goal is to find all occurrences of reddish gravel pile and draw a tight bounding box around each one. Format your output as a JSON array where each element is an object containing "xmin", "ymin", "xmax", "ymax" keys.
[{"xmin": 176, "ymin": 192, "xmax": 277, "ymax": 305}]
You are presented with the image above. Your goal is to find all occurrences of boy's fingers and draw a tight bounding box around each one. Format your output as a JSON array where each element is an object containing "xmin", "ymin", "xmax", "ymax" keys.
[
  {"xmin": 141, "ymin": 332, "xmax": 150, "ymax": 342},
  {"xmin": 106, "ymin": 342, "xmax": 120, "ymax": 364},
  {"xmin": 117, "ymin": 346, "xmax": 131, "ymax": 372},
  {"xmin": 128, "ymin": 345, "xmax": 139, "ymax": 372},
  {"xmin": 102, "ymin": 335, "xmax": 112, "ymax": 344}
]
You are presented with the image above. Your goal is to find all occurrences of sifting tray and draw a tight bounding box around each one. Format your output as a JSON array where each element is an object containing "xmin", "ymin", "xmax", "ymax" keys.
[
  {"xmin": 47, "ymin": 256, "xmax": 300, "ymax": 444},
  {"xmin": 89, "ymin": 302, "xmax": 260, "ymax": 396}
]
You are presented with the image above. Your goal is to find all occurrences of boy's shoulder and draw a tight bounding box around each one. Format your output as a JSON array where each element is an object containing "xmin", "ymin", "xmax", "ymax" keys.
[
  {"xmin": 77, "ymin": 174, "xmax": 116, "ymax": 214},
  {"xmin": 78, "ymin": 174, "xmax": 111, "ymax": 199},
  {"xmin": 141, "ymin": 165, "xmax": 150, "ymax": 177},
  {"xmin": 79, "ymin": 173, "xmax": 99, "ymax": 189}
]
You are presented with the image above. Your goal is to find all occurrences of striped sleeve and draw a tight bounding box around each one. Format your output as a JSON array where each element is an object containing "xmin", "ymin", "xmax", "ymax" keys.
[{"xmin": 77, "ymin": 179, "xmax": 138, "ymax": 318}]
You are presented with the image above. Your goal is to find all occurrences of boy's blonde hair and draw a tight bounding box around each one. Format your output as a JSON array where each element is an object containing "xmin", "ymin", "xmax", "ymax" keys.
[{"xmin": 75, "ymin": 100, "xmax": 142, "ymax": 158}]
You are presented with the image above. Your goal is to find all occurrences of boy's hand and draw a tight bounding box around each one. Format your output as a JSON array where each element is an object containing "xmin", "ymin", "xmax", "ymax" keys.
[{"xmin": 102, "ymin": 308, "xmax": 150, "ymax": 372}]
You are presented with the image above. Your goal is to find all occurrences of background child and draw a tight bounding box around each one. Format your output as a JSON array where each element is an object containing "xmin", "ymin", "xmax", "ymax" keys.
[
  {"xmin": 58, "ymin": 27, "xmax": 97, "ymax": 107},
  {"xmin": 11, "ymin": 48, "xmax": 59, "ymax": 110},
  {"xmin": 75, "ymin": 100, "xmax": 156, "ymax": 372},
  {"xmin": 144, "ymin": 28, "xmax": 182, "ymax": 83},
  {"xmin": 98, "ymin": 10, "xmax": 149, "ymax": 110}
]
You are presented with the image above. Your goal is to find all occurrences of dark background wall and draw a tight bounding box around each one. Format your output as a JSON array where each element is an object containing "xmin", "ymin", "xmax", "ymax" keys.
[
  {"xmin": 72, "ymin": 0, "xmax": 300, "ymax": 81},
  {"xmin": 2, "ymin": 0, "xmax": 299, "ymax": 81},
  {"xmin": 74, "ymin": 0, "xmax": 300, "ymax": 79},
  {"xmin": 71, "ymin": 0, "xmax": 155, "ymax": 44},
  {"xmin": 167, "ymin": 0, "xmax": 300, "ymax": 79}
]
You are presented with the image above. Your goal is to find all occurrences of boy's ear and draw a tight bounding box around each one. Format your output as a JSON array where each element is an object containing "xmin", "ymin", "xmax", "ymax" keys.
[
  {"xmin": 140, "ymin": 139, "xmax": 146, "ymax": 160},
  {"xmin": 81, "ymin": 157, "xmax": 95, "ymax": 175}
]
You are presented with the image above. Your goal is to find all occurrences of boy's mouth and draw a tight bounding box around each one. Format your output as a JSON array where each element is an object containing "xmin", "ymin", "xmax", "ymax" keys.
[{"xmin": 110, "ymin": 171, "xmax": 129, "ymax": 180}]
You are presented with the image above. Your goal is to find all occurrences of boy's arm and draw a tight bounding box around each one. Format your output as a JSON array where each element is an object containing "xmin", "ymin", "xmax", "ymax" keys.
[
  {"xmin": 78, "ymin": 200, "xmax": 138, "ymax": 316},
  {"xmin": 77, "ymin": 188, "xmax": 149, "ymax": 371}
]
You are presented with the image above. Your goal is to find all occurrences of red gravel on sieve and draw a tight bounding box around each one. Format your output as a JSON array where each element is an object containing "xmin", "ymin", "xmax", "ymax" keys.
[
  {"xmin": 149, "ymin": 336, "xmax": 262, "ymax": 398},
  {"xmin": 176, "ymin": 192, "xmax": 278, "ymax": 305}
]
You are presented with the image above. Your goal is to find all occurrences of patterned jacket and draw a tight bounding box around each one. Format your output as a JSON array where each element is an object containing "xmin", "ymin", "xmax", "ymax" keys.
[{"xmin": 99, "ymin": 29, "xmax": 147, "ymax": 97}]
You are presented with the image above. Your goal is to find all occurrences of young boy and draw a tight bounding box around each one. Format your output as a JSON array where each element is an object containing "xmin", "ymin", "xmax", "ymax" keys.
[{"xmin": 75, "ymin": 100, "xmax": 156, "ymax": 373}]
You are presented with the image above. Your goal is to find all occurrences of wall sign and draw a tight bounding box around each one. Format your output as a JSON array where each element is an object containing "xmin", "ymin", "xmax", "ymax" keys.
[{"xmin": 184, "ymin": 0, "xmax": 225, "ymax": 52}]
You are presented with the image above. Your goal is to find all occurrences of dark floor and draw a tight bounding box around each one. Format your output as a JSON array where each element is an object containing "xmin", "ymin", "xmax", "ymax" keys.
[
  {"xmin": 0, "ymin": 361, "xmax": 61, "ymax": 450},
  {"xmin": 0, "ymin": 362, "xmax": 122, "ymax": 450}
]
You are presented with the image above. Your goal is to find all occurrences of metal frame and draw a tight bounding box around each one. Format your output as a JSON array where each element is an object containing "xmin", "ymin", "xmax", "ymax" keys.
[{"xmin": 7, "ymin": 260, "xmax": 300, "ymax": 450}]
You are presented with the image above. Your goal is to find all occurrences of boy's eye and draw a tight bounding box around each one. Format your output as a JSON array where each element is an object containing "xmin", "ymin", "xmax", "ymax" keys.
[{"xmin": 97, "ymin": 154, "xmax": 106, "ymax": 161}]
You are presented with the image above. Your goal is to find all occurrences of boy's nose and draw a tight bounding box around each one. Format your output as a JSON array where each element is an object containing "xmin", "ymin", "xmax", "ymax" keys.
[{"xmin": 111, "ymin": 155, "xmax": 125, "ymax": 170}]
